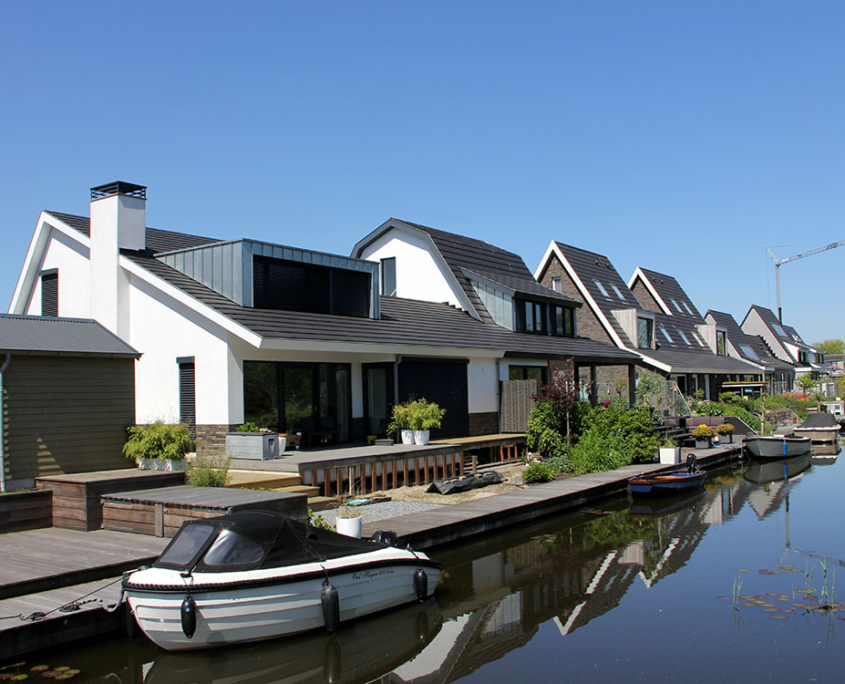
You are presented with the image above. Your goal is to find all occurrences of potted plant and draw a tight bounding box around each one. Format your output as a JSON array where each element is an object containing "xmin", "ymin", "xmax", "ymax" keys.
[
  {"xmin": 658, "ymin": 434, "xmax": 681, "ymax": 464},
  {"xmin": 390, "ymin": 403, "xmax": 415, "ymax": 444},
  {"xmin": 716, "ymin": 422, "xmax": 735, "ymax": 444},
  {"xmin": 408, "ymin": 399, "xmax": 446, "ymax": 446},
  {"xmin": 124, "ymin": 421, "xmax": 194, "ymax": 471},
  {"xmin": 335, "ymin": 504, "xmax": 363, "ymax": 538},
  {"xmin": 692, "ymin": 424, "xmax": 716, "ymax": 449}
]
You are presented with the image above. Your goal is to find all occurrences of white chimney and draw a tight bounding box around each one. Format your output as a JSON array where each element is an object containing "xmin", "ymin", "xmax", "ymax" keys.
[{"xmin": 89, "ymin": 181, "xmax": 147, "ymax": 335}]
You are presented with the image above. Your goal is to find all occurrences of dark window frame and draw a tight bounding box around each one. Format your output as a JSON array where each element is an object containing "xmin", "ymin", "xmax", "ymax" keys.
[
  {"xmin": 40, "ymin": 269, "xmax": 58, "ymax": 317},
  {"xmin": 380, "ymin": 257, "xmax": 397, "ymax": 297}
]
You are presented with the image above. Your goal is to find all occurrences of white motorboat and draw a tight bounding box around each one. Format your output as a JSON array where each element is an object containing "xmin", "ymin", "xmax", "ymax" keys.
[
  {"xmin": 792, "ymin": 412, "xmax": 841, "ymax": 443},
  {"xmin": 743, "ymin": 434, "xmax": 812, "ymax": 459},
  {"xmin": 123, "ymin": 510, "xmax": 440, "ymax": 652}
]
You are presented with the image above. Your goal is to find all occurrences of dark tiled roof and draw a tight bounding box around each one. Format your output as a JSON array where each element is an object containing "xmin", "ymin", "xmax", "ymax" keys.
[
  {"xmin": 706, "ymin": 310, "xmax": 793, "ymax": 371},
  {"xmin": 125, "ymin": 252, "xmax": 637, "ymax": 363},
  {"xmin": 633, "ymin": 268, "xmax": 703, "ymax": 321},
  {"xmin": 45, "ymin": 211, "xmax": 220, "ymax": 254},
  {"xmin": 554, "ymin": 242, "xmax": 640, "ymax": 347},
  {"xmin": 748, "ymin": 305, "xmax": 813, "ymax": 352},
  {"xmin": 642, "ymin": 347, "xmax": 759, "ymax": 374},
  {"xmin": 461, "ymin": 268, "xmax": 581, "ymax": 306},
  {"xmin": 0, "ymin": 314, "xmax": 139, "ymax": 357}
]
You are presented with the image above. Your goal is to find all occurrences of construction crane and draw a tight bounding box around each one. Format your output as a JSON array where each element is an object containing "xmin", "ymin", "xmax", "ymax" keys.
[{"xmin": 766, "ymin": 240, "xmax": 845, "ymax": 322}]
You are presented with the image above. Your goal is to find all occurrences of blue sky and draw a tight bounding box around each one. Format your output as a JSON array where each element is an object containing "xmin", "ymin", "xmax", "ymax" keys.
[{"xmin": 2, "ymin": 1, "xmax": 843, "ymax": 344}]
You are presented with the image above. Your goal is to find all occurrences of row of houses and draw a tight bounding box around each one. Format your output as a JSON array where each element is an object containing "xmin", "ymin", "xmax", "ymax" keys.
[{"xmin": 2, "ymin": 182, "xmax": 830, "ymax": 478}]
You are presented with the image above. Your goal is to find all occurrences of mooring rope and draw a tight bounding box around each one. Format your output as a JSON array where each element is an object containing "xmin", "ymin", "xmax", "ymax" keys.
[{"xmin": 0, "ymin": 573, "xmax": 129, "ymax": 623}]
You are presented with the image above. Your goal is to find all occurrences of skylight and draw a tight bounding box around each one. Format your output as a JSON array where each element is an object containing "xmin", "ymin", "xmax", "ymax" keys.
[
  {"xmin": 671, "ymin": 299, "xmax": 683, "ymax": 314},
  {"xmin": 611, "ymin": 284, "xmax": 626, "ymax": 301},
  {"xmin": 772, "ymin": 323, "xmax": 787, "ymax": 337},
  {"xmin": 791, "ymin": 333, "xmax": 801, "ymax": 342},
  {"xmin": 594, "ymin": 280, "xmax": 610, "ymax": 297},
  {"xmin": 660, "ymin": 327, "xmax": 674, "ymax": 343},
  {"xmin": 692, "ymin": 330, "xmax": 705, "ymax": 346},
  {"xmin": 740, "ymin": 344, "xmax": 760, "ymax": 361},
  {"xmin": 682, "ymin": 301, "xmax": 694, "ymax": 316},
  {"xmin": 677, "ymin": 330, "xmax": 691, "ymax": 345}
]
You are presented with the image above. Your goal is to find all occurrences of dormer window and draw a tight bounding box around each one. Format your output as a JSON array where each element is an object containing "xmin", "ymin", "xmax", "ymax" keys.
[
  {"xmin": 637, "ymin": 317, "xmax": 653, "ymax": 349},
  {"xmin": 515, "ymin": 299, "xmax": 575, "ymax": 337},
  {"xmin": 716, "ymin": 330, "xmax": 726, "ymax": 355}
]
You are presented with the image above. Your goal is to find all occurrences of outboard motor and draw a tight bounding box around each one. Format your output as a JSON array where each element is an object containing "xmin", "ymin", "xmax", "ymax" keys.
[
  {"xmin": 321, "ymin": 579, "xmax": 340, "ymax": 635},
  {"xmin": 371, "ymin": 530, "xmax": 398, "ymax": 546},
  {"xmin": 414, "ymin": 567, "xmax": 428, "ymax": 602},
  {"xmin": 181, "ymin": 595, "xmax": 197, "ymax": 639},
  {"xmin": 686, "ymin": 453, "xmax": 697, "ymax": 474}
]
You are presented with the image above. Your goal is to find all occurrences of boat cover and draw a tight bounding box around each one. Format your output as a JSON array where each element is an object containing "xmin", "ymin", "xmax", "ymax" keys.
[
  {"xmin": 798, "ymin": 413, "xmax": 840, "ymax": 429},
  {"xmin": 154, "ymin": 510, "xmax": 389, "ymax": 573}
]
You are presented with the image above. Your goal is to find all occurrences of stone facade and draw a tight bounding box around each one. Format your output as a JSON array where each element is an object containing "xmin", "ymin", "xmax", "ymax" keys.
[
  {"xmin": 631, "ymin": 279, "xmax": 663, "ymax": 314},
  {"xmin": 195, "ymin": 424, "xmax": 240, "ymax": 456},
  {"xmin": 538, "ymin": 254, "xmax": 616, "ymax": 346}
]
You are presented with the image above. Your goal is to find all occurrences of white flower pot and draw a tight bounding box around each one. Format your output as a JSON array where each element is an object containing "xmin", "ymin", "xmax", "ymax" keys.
[
  {"xmin": 414, "ymin": 430, "xmax": 430, "ymax": 446},
  {"xmin": 138, "ymin": 457, "xmax": 187, "ymax": 471},
  {"xmin": 336, "ymin": 516, "xmax": 363, "ymax": 538},
  {"xmin": 401, "ymin": 429, "xmax": 415, "ymax": 445},
  {"xmin": 658, "ymin": 447, "xmax": 681, "ymax": 465}
]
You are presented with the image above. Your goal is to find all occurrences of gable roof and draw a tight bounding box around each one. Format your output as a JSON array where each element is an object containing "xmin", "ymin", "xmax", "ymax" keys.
[
  {"xmin": 628, "ymin": 268, "xmax": 703, "ymax": 321},
  {"xmin": 0, "ymin": 314, "xmax": 140, "ymax": 357},
  {"xmin": 705, "ymin": 310, "xmax": 793, "ymax": 371},
  {"xmin": 745, "ymin": 305, "xmax": 814, "ymax": 353}
]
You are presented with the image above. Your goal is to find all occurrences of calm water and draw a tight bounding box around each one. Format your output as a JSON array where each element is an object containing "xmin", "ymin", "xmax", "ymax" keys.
[{"xmin": 6, "ymin": 447, "xmax": 844, "ymax": 683}]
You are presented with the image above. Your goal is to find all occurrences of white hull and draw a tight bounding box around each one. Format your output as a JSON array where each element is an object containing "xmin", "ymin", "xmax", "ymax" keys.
[
  {"xmin": 743, "ymin": 435, "xmax": 812, "ymax": 459},
  {"xmin": 125, "ymin": 547, "xmax": 439, "ymax": 651}
]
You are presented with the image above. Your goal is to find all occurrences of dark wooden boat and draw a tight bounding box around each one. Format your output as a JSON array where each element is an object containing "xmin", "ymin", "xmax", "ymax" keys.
[{"xmin": 628, "ymin": 454, "xmax": 705, "ymax": 496}]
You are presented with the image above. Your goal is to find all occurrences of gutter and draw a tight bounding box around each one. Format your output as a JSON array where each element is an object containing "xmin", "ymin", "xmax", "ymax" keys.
[{"xmin": 0, "ymin": 353, "xmax": 10, "ymax": 492}]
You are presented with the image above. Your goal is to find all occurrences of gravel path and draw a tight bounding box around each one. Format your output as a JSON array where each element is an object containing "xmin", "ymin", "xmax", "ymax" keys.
[{"xmin": 315, "ymin": 500, "xmax": 443, "ymax": 525}]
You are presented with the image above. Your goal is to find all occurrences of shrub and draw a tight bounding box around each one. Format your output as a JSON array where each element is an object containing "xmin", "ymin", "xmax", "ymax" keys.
[
  {"xmin": 187, "ymin": 455, "xmax": 230, "ymax": 487},
  {"xmin": 526, "ymin": 400, "xmax": 567, "ymax": 457},
  {"xmin": 543, "ymin": 453, "xmax": 572, "ymax": 474},
  {"xmin": 568, "ymin": 406, "xmax": 659, "ymax": 474},
  {"xmin": 123, "ymin": 421, "xmax": 194, "ymax": 462},
  {"xmin": 524, "ymin": 461, "xmax": 556, "ymax": 483},
  {"xmin": 237, "ymin": 422, "xmax": 261, "ymax": 432},
  {"xmin": 716, "ymin": 422, "xmax": 735, "ymax": 435},
  {"xmin": 692, "ymin": 424, "xmax": 715, "ymax": 439},
  {"xmin": 391, "ymin": 399, "xmax": 446, "ymax": 431}
]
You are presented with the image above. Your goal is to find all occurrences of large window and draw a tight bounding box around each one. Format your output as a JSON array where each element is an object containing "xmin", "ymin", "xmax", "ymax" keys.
[
  {"xmin": 637, "ymin": 317, "xmax": 653, "ymax": 349},
  {"xmin": 716, "ymin": 330, "xmax": 726, "ymax": 356},
  {"xmin": 380, "ymin": 258, "xmax": 396, "ymax": 297},
  {"xmin": 243, "ymin": 361, "xmax": 351, "ymax": 441},
  {"xmin": 252, "ymin": 255, "xmax": 370, "ymax": 317},
  {"xmin": 509, "ymin": 366, "xmax": 546, "ymax": 382},
  {"xmin": 515, "ymin": 299, "xmax": 575, "ymax": 337}
]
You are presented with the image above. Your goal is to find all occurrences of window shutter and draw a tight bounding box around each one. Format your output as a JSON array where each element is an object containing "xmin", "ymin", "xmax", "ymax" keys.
[
  {"xmin": 41, "ymin": 272, "xmax": 58, "ymax": 317},
  {"xmin": 179, "ymin": 359, "xmax": 196, "ymax": 437}
]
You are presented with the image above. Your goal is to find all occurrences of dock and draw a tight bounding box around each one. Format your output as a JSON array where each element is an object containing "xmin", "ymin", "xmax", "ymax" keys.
[{"xmin": 0, "ymin": 444, "xmax": 740, "ymax": 659}]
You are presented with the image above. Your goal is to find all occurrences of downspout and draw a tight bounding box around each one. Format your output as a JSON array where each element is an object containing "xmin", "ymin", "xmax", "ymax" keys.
[{"xmin": 0, "ymin": 354, "xmax": 10, "ymax": 492}]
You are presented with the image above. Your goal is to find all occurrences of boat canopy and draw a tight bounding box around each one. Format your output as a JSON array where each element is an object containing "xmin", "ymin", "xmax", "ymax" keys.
[{"xmin": 154, "ymin": 510, "xmax": 387, "ymax": 573}]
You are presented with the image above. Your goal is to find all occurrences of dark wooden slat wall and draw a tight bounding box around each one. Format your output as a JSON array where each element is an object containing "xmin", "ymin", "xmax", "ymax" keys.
[{"xmin": 3, "ymin": 356, "xmax": 136, "ymax": 481}]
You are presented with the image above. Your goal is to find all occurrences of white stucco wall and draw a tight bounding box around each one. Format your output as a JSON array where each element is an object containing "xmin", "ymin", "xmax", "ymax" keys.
[
  {"xmin": 128, "ymin": 272, "xmax": 233, "ymax": 425},
  {"xmin": 23, "ymin": 227, "xmax": 91, "ymax": 318},
  {"xmin": 468, "ymin": 359, "xmax": 499, "ymax": 413},
  {"xmin": 359, "ymin": 230, "xmax": 464, "ymax": 309}
]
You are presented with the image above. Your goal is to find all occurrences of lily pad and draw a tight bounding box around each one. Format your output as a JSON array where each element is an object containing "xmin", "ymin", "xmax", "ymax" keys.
[{"xmin": 770, "ymin": 614, "xmax": 789, "ymax": 620}]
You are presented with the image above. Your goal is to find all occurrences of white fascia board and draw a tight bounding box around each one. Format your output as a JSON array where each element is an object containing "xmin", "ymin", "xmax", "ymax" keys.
[
  {"xmin": 353, "ymin": 219, "xmax": 481, "ymax": 320},
  {"xmin": 545, "ymin": 243, "xmax": 627, "ymax": 349},
  {"xmin": 628, "ymin": 267, "xmax": 671, "ymax": 315},
  {"xmin": 258, "ymin": 337, "xmax": 502, "ymax": 359},
  {"xmin": 636, "ymin": 351, "xmax": 673, "ymax": 373},
  {"xmin": 9, "ymin": 212, "xmax": 90, "ymax": 314},
  {"xmin": 120, "ymin": 257, "xmax": 263, "ymax": 348}
]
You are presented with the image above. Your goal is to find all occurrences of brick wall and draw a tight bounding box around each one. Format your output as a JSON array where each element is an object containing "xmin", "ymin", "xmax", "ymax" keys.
[
  {"xmin": 631, "ymin": 280, "xmax": 663, "ymax": 313},
  {"xmin": 195, "ymin": 424, "xmax": 239, "ymax": 456}
]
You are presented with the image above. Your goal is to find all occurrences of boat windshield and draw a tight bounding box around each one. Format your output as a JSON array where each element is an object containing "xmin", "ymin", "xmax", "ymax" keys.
[
  {"xmin": 157, "ymin": 523, "xmax": 216, "ymax": 567},
  {"xmin": 202, "ymin": 529, "xmax": 265, "ymax": 567}
]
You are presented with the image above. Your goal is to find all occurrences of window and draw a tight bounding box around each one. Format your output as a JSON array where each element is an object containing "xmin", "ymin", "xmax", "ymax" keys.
[
  {"xmin": 380, "ymin": 258, "xmax": 396, "ymax": 297},
  {"xmin": 594, "ymin": 280, "xmax": 610, "ymax": 297},
  {"xmin": 41, "ymin": 270, "xmax": 58, "ymax": 317},
  {"xmin": 203, "ymin": 529, "xmax": 265, "ymax": 567},
  {"xmin": 692, "ymin": 330, "xmax": 705, "ymax": 347},
  {"xmin": 178, "ymin": 357, "xmax": 196, "ymax": 437},
  {"xmin": 682, "ymin": 301, "xmax": 694, "ymax": 316},
  {"xmin": 516, "ymin": 300, "xmax": 546, "ymax": 334},
  {"xmin": 611, "ymin": 284, "xmax": 626, "ymax": 301},
  {"xmin": 716, "ymin": 331, "xmax": 726, "ymax": 356},
  {"xmin": 660, "ymin": 327, "xmax": 674, "ymax": 344},
  {"xmin": 552, "ymin": 306, "xmax": 575, "ymax": 337},
  {"xmin": 551, "ymin": 276, "xmax": 562, "ymax": 293},
  {"xmin": 637, "ymin": 317, "xmax": 653, "ymax": 349},
  {"xmin": 677, "ymin": 330, "xmax": 690, "ymax": 345},
  {"xmin": 509, "ymin": 366, "xmax": 546, "ymax": 382},
  {"xmin": 772, "ymin": 323, "xmax": 787, "ymax": 337},
  {"xmin": 671, "ymin": 299, "xmax": 683, "ymax": 314},
  {"xmin": 739, "ymin": 344, "xmax": 759, "ymax": 361}
]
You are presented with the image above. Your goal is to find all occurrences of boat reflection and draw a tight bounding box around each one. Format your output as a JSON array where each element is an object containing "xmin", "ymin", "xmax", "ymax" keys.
[
  {"xmin": 629, "ymin": 488, "xmax": 707, "ymax": 519},
  {"xmin": 143, "ymin": 598, "xmax": 442, "ymax": 684},
  {"xmin": 743, "ymin": 453, "xmax": 812, "ymax": 485},
  {"xmin": 811, "ymin": 442, "xmax": 841, "ymax": 465}
]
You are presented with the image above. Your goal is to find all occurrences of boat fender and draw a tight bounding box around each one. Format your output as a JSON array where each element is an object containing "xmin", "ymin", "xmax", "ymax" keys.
[
  {"xmin": 414, "ymin": 567, "xmax": 428, "ymax": 602},
  {"xmin": 371, "ymin": 530, "xmax": 398, "ymax": 546},
  {"xmin": 181, "ymin": 595, "xmax": 197, "ymax": 639},
  {"xmin": 321, "ymin": 579, "xmax": 340, "ymax": 635},
  {"xmin": 783, "ymin": 440, "xmax": 788, "ymax": 457}
]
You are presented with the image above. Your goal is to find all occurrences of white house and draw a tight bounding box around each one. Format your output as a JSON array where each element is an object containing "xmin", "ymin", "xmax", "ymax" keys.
[
  {"xmin": 741, "ymin": 305, "xmax": 824, "ymax": 380},
  {"xmin": 10, "ymin": 183, "xmax": 637, "ymax": 453}
]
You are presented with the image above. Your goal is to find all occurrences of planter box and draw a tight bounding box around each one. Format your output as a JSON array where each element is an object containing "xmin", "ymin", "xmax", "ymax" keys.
[
  {"xmin": 0, "ymin": 489, "xmax": 53, "ymax": 533},
  {"xmin": 226, "ymin": 432, "xmax": 282, "ymax": 460},
  {"xmin": 336, "ymin": 516, "xmax": 363, "ymax": 538},
  {"xmin": 694, "ymin": 438, "xmax": 711, "ymax": 449}
]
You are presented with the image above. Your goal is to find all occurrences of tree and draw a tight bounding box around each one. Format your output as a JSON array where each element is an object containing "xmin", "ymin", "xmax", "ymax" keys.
[
  {"xmin": 527, "ymin": 359, "xmax": 586, "ymax": 453},
  {"xmin": 636, "ymin": 369, "xmax": 665, "ymax": 409},
  {"xmin": 796, "ymin": 376, "xmax": 818, "ymax": 396},
  {"xmin": 814, "ymin": 339, "xmax": 845, "ymax": 354}
]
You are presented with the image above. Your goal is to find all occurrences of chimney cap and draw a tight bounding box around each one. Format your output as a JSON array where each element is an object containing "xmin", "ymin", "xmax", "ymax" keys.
[{"xmin": 91, "ymin": 181, "xmax": 147, "ymax": 201}]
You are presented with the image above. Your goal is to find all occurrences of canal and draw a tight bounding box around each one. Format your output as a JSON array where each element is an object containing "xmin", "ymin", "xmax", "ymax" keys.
[{"xmin": 4, "ymin": 448, "xmax": 843, "ymax": 683}]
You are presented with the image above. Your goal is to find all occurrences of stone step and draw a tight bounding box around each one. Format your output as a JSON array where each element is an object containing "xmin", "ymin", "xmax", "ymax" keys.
[
  {"xmin": 227, "ymin": 470, "xmax": 302, "ymax": 490},
  {"xmin": 306, "ymin": 496, "xmax": 337, "ymax": 512}
]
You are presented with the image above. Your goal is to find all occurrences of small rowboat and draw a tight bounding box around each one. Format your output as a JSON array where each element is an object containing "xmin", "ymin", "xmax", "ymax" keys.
[
  {"xmin": 628, "ymin": 454, "xmax": 705, "ymax": 496},
  {"xmin": 743, "ymin": 435, "xmax": 811, "ymax": 459}
]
